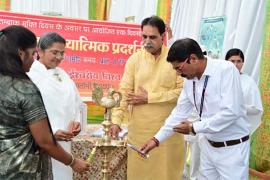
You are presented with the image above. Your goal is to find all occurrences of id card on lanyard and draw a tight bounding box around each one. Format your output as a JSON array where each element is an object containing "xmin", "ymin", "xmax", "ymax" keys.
[{"xmin": 193, "ymin": 75, "xmax": 209, "ymax": 118}]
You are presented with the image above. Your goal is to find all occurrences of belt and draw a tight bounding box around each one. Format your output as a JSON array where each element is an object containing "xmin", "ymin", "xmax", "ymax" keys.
[{"xmin": 208, "ymin": 135, "xmax": 249, "ymax": 148}]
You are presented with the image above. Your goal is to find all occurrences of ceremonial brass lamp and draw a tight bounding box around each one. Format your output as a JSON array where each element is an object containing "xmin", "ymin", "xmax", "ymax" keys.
[{"xmin": 88, "ymin": 84, "xmax": 126, "ymax": 180}]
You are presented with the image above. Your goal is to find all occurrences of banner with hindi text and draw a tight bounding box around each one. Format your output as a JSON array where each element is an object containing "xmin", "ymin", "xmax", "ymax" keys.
[{"xmin": 0, "ymin": 11, "xmax": 142, "ymax": 98}]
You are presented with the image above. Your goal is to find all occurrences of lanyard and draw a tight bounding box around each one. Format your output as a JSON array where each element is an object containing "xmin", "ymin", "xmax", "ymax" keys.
[{"xmin": 193, "ymin": 75, "xmax": 209, "ymax": 118}]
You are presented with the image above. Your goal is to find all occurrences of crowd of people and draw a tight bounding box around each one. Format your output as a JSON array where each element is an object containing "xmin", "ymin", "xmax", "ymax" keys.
[{"xmin": 0, "ymin": 15, "xmax": 263, "ymax": 180}]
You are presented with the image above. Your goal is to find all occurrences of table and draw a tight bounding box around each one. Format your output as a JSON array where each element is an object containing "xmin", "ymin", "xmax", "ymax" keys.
[{"xmin": 72, "ymin": 135, "xmax": 127, "ymax": 180}]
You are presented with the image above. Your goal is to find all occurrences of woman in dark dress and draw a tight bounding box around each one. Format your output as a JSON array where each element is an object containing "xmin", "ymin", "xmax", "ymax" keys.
[{"xmin": 0, "ymin": 25, "xmax": 89, "ymax": 179}]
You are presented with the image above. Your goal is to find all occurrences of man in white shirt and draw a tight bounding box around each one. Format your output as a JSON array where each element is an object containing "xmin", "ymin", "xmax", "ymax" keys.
[{"xmin": 141, "ymin": 38, "xmax": 250, "ymax": 180}]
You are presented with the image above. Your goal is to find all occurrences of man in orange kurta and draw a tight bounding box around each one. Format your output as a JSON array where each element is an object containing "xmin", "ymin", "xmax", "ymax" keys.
[{"xmin": 110, "ymin": 16, "xmax": 185, "ymax": 180}]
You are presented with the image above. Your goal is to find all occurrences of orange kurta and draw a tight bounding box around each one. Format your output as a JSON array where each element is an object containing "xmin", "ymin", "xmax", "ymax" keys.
[{"xmin": 112, "ymin": 45, "xmax": 185, "ymax": 180}]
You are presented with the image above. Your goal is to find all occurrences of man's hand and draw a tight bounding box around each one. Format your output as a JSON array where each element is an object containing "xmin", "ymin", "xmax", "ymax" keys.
[
  {"xmin": 109, "ymin": 124, "xmax": 122, "ymax": 138},
  {"xmin": 54, "ymin": 129, "xmax": 74, "ymax": 141},
  {"xmin": 127, "ymin": 86, "xmax": 148, "ymax": 105},
  {"xmin": 173, "ymin": 121, "xmax": 192, "ymax": 135},
  {"xmin": 68, "ymin": 121, "xmax": 81, "ymax": 136},
  {"xmin": 140, "ymin": 138, "xmax": 158, "ymax": 154}
]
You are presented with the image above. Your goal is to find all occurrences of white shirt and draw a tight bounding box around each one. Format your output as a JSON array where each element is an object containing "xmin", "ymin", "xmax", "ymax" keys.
[
  {"xmin": 155, "ymin": 58, "xmax": 250, "ymax": 143},
  {"xmin": 241, "ymin": 74, "xmax": 263, "ymax": 134}
]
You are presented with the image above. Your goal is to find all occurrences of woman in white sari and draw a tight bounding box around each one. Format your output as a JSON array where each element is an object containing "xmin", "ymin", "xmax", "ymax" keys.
[
  {"xmin": 28, "ymin": 32, "xmax": 82, "ymax": 180},
  {"xmin": 225, "ymin": 48, "xmax": 263, "ymax": 134}
]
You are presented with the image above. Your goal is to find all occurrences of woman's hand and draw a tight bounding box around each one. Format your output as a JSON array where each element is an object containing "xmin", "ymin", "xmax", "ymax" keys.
[
  {"xmin": 109, "ymin": 124, "xmax": 122, "ymax": 138},
  {"xmin": 70, "ymin": 158, "xmax": 90, "ymax": 173},
  {"xmin": 68, "ymin": 121, "xmax": 81, "ymax": 136},
  {"xmin": 54, "ymin": 129, "xmax": 74, "ymax": 141}
]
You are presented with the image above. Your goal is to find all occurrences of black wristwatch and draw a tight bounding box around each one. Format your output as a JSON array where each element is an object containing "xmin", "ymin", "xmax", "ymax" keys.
[{"xmin": 189, "ymin": 123, "xmax": 196, "ymax": 135}]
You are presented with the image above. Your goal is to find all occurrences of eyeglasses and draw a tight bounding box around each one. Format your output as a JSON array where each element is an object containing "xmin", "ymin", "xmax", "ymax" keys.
[
  {"xmin": 46, "ymin": 49, "xmax": 65, "ymax": 58},
  {"xmin": 174, "ymin": 58, "xmax": 189, "ymax": 71},
  {"xmin": 142, "ymin": 34, "xmax": 158, "ymax": 40}
]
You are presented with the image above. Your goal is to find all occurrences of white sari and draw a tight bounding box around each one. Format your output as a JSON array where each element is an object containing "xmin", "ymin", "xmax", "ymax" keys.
[
  {"xmin": 241, "ymin": 74, "xmax": 263, "ymax": 134},
  {"xmin": 28, "ymin": 60, "xmax": 82, "ymax": 180}
]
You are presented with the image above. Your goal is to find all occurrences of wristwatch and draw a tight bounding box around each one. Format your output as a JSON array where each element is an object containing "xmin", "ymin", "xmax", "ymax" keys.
[{"xmin": 189, "ymin": 123, "xmax": 196, "ymax": 135}]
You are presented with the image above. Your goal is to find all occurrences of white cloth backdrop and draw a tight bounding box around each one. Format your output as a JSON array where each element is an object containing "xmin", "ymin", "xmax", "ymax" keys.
[
  {"xmin": 10, "ymin": 0, "xmax": 89, "ymax": 19},
  {"xmin": 109, "ymin": 0, "xmax": 157, "ymax": 23},
  {"xmin": 10, "ymin": 0, "xmax": 266, "ymax": 83},
  {"xmin": 170, "ymin": 0, "xmax": 266, "ymax": 83}
]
